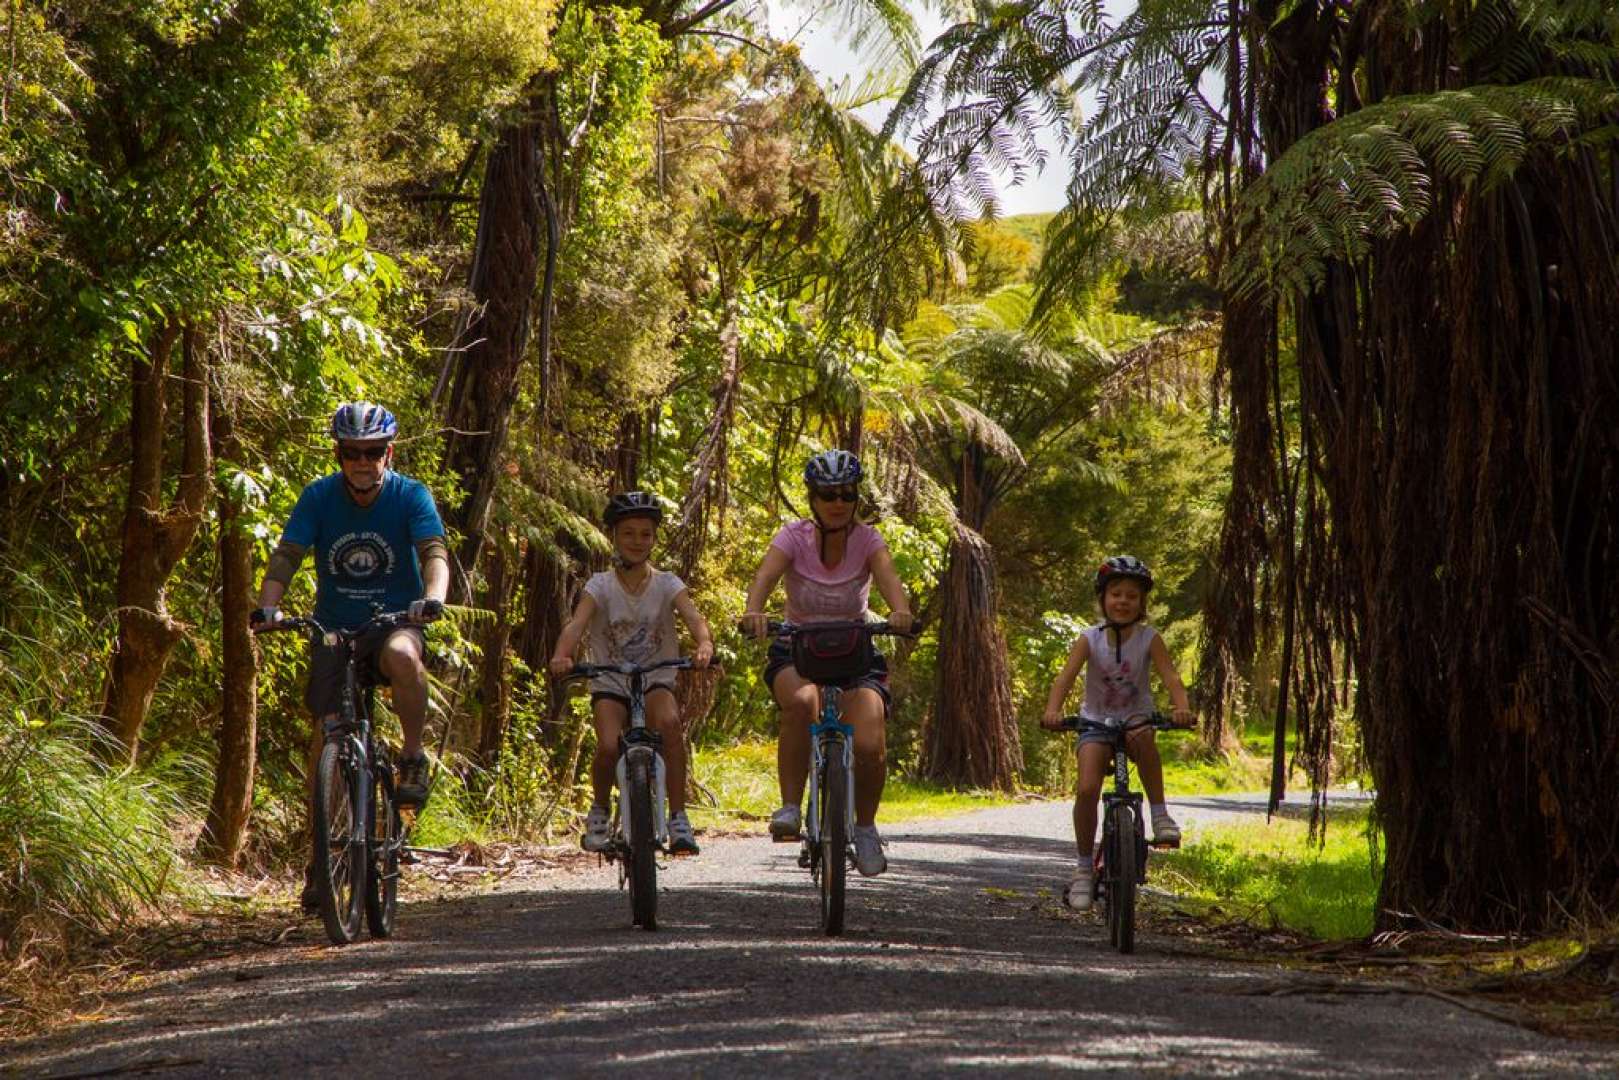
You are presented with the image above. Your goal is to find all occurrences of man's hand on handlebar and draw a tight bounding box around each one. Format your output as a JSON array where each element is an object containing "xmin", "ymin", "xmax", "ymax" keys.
[
  {"xmin": 249, "ymin": 606, "xmax": 281, "ymax": 632},
  {"xmin": 408, "ymin": 597, "xmax": 445, "ymax": 624}
]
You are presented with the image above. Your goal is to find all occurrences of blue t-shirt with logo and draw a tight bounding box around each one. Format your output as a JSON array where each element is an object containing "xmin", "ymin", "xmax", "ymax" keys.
[{"xmin": 281, "ymin": 472, "xmax": 446, "ymax": 630}]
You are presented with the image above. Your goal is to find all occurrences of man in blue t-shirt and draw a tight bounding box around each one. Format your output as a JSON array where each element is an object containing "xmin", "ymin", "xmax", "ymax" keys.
[{"xmin": 251, "ymin": 403, "xmax": 449, "ymax": 831}]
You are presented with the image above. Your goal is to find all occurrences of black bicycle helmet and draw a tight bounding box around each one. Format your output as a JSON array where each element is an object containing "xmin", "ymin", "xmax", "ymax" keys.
[
  {"xmin": 330, "ymin": 401, "xmax": 398, "ymax": 442},
  {"xmin": 604, "ymin": 491, "xmax": 663, "ymax": 528},
  {"xmin": 1095, "ymin": 555, "xmax": 1154, "ymax": 595},
  {"xmin": 803, "ymin": 449, "xmax": 863, "ymax": 489}
]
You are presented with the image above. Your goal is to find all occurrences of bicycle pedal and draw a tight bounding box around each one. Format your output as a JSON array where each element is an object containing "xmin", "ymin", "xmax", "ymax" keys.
[
  {"xmin": 772, "ymin": 832, "xmax": 803, "ymax": 843},
  {"xmin": 1150, "ymin": 838, "xmax": 1181, "ymax": 849}
]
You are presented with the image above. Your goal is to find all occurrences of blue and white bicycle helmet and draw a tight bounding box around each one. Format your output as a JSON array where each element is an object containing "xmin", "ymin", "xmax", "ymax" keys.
[
  {"xmin": 1095, "ymin": 555, "xmax": 1154, "ymax": 595},
  {"xmin": 330, "ymin": 402, "xmax": 398, "ymax": 442},
  {"xmin": 804, "ymin": 449, "xmax": 862, "ymax": 489}
]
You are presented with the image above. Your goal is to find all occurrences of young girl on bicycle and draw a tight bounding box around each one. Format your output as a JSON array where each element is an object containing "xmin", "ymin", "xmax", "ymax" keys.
[
  {"xmin": 550, "ymin": 492, "xmax": 714, "ymax": 856},
  {"xmin": 740, "ymin": 449, "xmax": 914, "ymax": 876},
  {"xmin": 1040, "ymin": 555, "xmax": 1192, "ymax": 910}
]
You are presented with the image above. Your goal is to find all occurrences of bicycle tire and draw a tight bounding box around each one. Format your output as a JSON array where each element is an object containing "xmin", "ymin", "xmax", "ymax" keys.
[
  {"xmin": 820, "ymin": 745, "xmax": 848, "ymax": 935},
  {"xmin": 312, "ymin": 740, "xmax": 365, "ymax": 944},
  {"xmin": 626, "ymin": 753, "xmax": 658, "ymax": 931},
  {"xmin": 1109, "ymin": 804, "xmax": 1138, "ymax": 954},
  {"xmin": 365, "ymin": 766, "xmax": 399, "ymax": 938}
]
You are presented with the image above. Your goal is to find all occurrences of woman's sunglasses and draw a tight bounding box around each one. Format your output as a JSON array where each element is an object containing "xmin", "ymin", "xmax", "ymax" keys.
[
  {"xmin": 813, "ymin": 487, "xmax": 859, "ymax": 503},
  {"xmin": 339, "ymin": 445, "xmax": 389, "ymax": 462}
]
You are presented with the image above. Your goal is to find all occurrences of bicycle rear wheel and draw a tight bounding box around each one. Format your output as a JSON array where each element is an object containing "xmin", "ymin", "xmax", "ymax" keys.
[
  {"xmin": 1108, "ymin": 804, "xmax": 1138, "ymax": 954},
  {"xmin": 312, "ymin": 740, "xmax": 365, "ymax": 944},
  {"xmin": 819, "ymin": 745, "xmax": 849, "ymax": 935},
  {"xmin": 626, "ymin": 754, "xmax": 658, "ymax": 931},
  {"xmin": 365, "ymin": 764, "xmax": 400, "ymax": 938}
]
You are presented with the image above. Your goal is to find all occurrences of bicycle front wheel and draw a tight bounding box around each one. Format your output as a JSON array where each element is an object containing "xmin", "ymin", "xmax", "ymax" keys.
[
  {"xmin": 365, "ymin": 765, "xmax": 400, "ymax": 938},
  {"xmin": 819, "ymin": 747, "xmax": 849, "ymax": 935},
  {"xmin": 626, "ymin": 754, "xmax": 658, "ymax": 931},
  {"xmin": 312, "ymin": 740, "xmax": 365, "ymax": 944},
  {"xmin": 1108, "ymin": 804, "xmax": 1138, "ymax": 954}
]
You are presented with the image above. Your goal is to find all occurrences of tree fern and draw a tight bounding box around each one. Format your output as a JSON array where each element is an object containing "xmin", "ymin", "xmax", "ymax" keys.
[{"xmin": 1227, "ymin": 78, "xmax": 1619, "ymax": 298}]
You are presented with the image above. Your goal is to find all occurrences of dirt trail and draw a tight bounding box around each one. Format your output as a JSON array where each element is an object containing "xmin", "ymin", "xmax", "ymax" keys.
[{"xmin": 5, "ymin": 796, "xmax": 1614, "ymax": 1077}]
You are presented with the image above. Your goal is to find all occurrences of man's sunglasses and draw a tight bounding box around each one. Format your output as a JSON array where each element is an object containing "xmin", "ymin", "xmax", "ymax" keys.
[
  {"xmin": 338, "ymin": 445, "xmax": 389, "ymax": 462},
  {"xmin": 813, "ymin": 487, "xmax": 859, "ymax": 503}
]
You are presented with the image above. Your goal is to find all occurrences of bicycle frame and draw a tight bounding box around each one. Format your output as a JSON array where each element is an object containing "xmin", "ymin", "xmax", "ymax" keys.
[
  {"xmin": 613, "ymin": 669, "xmax": 669, "ymax": 853},
  {"xmin": 804, "ymin": 686, "xmax": 854, "ymax": 856}
]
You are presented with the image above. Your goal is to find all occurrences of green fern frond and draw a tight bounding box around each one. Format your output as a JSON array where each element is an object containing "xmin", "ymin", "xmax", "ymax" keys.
[{"xmin": 1227, "ymin": 78, "xmax": 1618, "ymax": 298}]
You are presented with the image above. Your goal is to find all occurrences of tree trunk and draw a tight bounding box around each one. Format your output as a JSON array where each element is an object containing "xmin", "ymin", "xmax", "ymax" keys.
[
  {"xmin": 440, "ymin": 118, "xmax": 544, "ymax": 582},
  {"xmin": 475, "ymin": 535, "xmax": 515, "ymax": 767},
  {"xmin": 200, "ymin": 399, "xmax": 258, "ymax": 866},
  {"xmin": 920, "ymin": 523, "xmax": 1022, "ymax": 790},
  {"xmin": 101, "ymin": 323, "xmax": 210, "ymax": 761}
]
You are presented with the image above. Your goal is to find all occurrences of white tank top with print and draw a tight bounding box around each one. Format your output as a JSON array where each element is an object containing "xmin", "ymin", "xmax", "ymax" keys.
[{"xmin": 1081, "ymin": 623, "xmax": 1157, "ymax": 722}]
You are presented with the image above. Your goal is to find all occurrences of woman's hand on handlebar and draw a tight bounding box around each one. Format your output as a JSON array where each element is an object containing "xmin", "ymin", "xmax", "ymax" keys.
[
  {"xmin": 1039, "ymin": 705, "xmax": 1066, "ymax": 731},
  {"xmin": 886, "ymin": 610, "xmax": 915, "ymax": 635},
  {"xmin": 739, "ymin": 612, "xmax": 769, "ymax": 640},
  {"xmin": 548, "ymin": 653, "xmax": 574, "ymax": 679},
  {"xmin": 1171, "ymin": 706, "xmax": 1195, "ymax": 727},
  {"xmin": 693, "ymin": 640, "xmax": 714, "ymax": 668}
]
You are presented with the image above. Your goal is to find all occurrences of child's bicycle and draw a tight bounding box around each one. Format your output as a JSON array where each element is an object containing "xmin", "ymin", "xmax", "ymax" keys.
[
  {"xmin": 560, "ymin": 657, "xmax": 692, "ymax": 931},
  {"xmin": 764, "ymin": 618, "xmax": 913, "ymax": 936},
  {"xmin": 1054, "ymin": 711, "xmax": 1193, "ymax": 954},
  {"xmin": 257, "ymin": 609, "xmax": 418, "ymax": 945}
]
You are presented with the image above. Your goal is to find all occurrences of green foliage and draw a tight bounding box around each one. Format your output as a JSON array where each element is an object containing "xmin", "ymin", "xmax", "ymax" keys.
[
  {"xmin": 0, "ymin": 560, "xmax": 183, "ymax": 950},
  {"xmin": 1228, "ymin": 79, "xmax": 1619, "ymax": 297},
  {"xmin": 1154, "ymin": 805, "xmax": 1380, "ymax": 940}
]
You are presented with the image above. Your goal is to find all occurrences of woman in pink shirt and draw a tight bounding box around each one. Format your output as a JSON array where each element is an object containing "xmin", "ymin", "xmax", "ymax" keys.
[{"xmin": 740, "ymin": 450, "xmax": 914, "ymax": 876}]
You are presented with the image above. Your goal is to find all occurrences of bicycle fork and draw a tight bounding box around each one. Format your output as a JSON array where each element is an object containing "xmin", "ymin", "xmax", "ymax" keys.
[{"xmin": 803, "ymin": 704, "xmax": 854, "ymax": 867}]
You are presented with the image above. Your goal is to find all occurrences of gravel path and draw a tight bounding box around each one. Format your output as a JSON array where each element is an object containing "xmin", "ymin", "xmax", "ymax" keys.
[{"xmin": 5, "ymin": 794, "xmax": 1614, "ymax": 1078}]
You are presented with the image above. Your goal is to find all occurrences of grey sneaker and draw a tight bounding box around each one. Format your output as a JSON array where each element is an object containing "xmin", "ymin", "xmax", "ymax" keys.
[
  {"xmin": 1152, "ymin": 809, "xmax": 1181, "ymax": 847},
  {"xmin": 852, "ymin": 825, "xmax": 887, "ymax": 877},
  {"xmin": 768, "ymin": 804, "xmax": 802, "ymax": 841},
  {"xmin": 581, "ymin": 804, "xmax": 612, "ymax": 853},
  {"xmin": 1064, "ymin": 869, "xmax": 1095, "ymax": 911},
  {"xmin": 668, "ymin": 811, "xmax": 699, "ymax": 856}
]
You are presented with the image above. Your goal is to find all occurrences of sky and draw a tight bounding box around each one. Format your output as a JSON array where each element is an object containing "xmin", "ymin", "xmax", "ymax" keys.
[{"xmin": 762, "ymin": 2, "xmax": 1075, "ymax": 217}]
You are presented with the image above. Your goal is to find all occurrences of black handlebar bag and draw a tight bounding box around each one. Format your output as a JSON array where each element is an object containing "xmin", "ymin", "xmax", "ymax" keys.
[{"xmin": 790, "ymin": 626, "xmax": 875, "ymax": 684}]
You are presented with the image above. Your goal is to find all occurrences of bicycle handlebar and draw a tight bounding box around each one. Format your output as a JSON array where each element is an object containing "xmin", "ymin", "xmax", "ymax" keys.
[
  {"xmin": 1053, "ymin": 710, "xmax": 1196, "ymax": 734},
  {"xmin": 254, "ymin": 609, "xmax": 415, "ymax": 645},
  {"xmin": 747, "ymin": 618, "xmax": 919, "ymax": 639},
  {"xmin": 562, "ymin": 657, "xmax": 695, "ymax": 681}
]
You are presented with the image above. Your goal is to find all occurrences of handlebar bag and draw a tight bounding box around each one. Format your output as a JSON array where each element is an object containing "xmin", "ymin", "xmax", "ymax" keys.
[{"xmin": 790, "ymin": 625, "xmax": 874, "ymax": 684}]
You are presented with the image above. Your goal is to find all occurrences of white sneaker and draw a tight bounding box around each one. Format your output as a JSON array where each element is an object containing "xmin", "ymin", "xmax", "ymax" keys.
[
  {"xmin": 1152, "ymin": 810, "xmax": 1181, "ymax": 847},
  {"xmin": 581, "ymin": 804, "xmax": 611, "ymax": 852},
  {"xmin": 768, "ymin": 804, "xmax": 802, "ymax": 841},
  {"xmin": 852, "ymin": 825, "xmax": 887, "ymax": 877},
  {"xmin": 1064, "ymin": 869, "xmax": 1095, "ymax": 911},
  {"xmin": 667, "ymin": 811, "xmax": 699, "ymax": 856}
]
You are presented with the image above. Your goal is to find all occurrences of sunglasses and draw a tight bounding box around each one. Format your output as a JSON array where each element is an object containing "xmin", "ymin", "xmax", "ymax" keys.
[
  {"xmin": 338, "ymin": 445, "xmax": 389, "ymax": 462},
  {"xmin": 813, "ymin": 487, "xmax": 859, "ymax": 503}
]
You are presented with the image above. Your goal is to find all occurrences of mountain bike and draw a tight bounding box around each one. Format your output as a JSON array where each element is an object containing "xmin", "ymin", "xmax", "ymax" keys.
[
  {"xmin": 1055, "ymin": 711, "xmax": 1192, "ymax": 954},
  {"xmin": 257, "ymin": 609, "xmax": 418, "ymax": 945},
  {"xmin": 767, "ymin": 619, "xmax": 912, "ymax": 936},
  {"xmin": 561, "ymin": 657, "xmax": 692, "ymax": 931}
]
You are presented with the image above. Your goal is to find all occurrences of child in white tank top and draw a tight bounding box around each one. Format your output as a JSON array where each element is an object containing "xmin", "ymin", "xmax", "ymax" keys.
[{"xmin": 1039, "ymin": 557, "xmax": 1193, "ymax": 912}]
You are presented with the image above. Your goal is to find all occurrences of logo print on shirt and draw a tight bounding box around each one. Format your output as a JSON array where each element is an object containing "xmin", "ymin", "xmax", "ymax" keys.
[
  {"xmin": 1101, "ymin": 660, "xmax": 1139, "ymax": 710},
  {"xmin": 328, "ymin": 531, "xmax": 395, "ymax": 582}
]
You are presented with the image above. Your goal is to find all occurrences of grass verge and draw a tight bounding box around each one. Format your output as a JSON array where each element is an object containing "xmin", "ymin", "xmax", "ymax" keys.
[{"xmin": 1151, "ymin": 802, "xmax": 1380, "ymax": 940}]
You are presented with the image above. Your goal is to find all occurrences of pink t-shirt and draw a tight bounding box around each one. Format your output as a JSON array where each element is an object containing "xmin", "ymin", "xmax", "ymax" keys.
[{"xmin": 770, "ymin": 519, "xmax": 888, "ymax": 624}]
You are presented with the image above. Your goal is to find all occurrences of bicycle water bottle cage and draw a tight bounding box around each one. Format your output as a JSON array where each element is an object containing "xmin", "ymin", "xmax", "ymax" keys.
[
  {"xmin": 791, "ymin": 626, "xmax": 874, "ymax": 683},
  {"xmin": 621, "ymin": 727, "xmax": 664, "ymax": 752}
]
